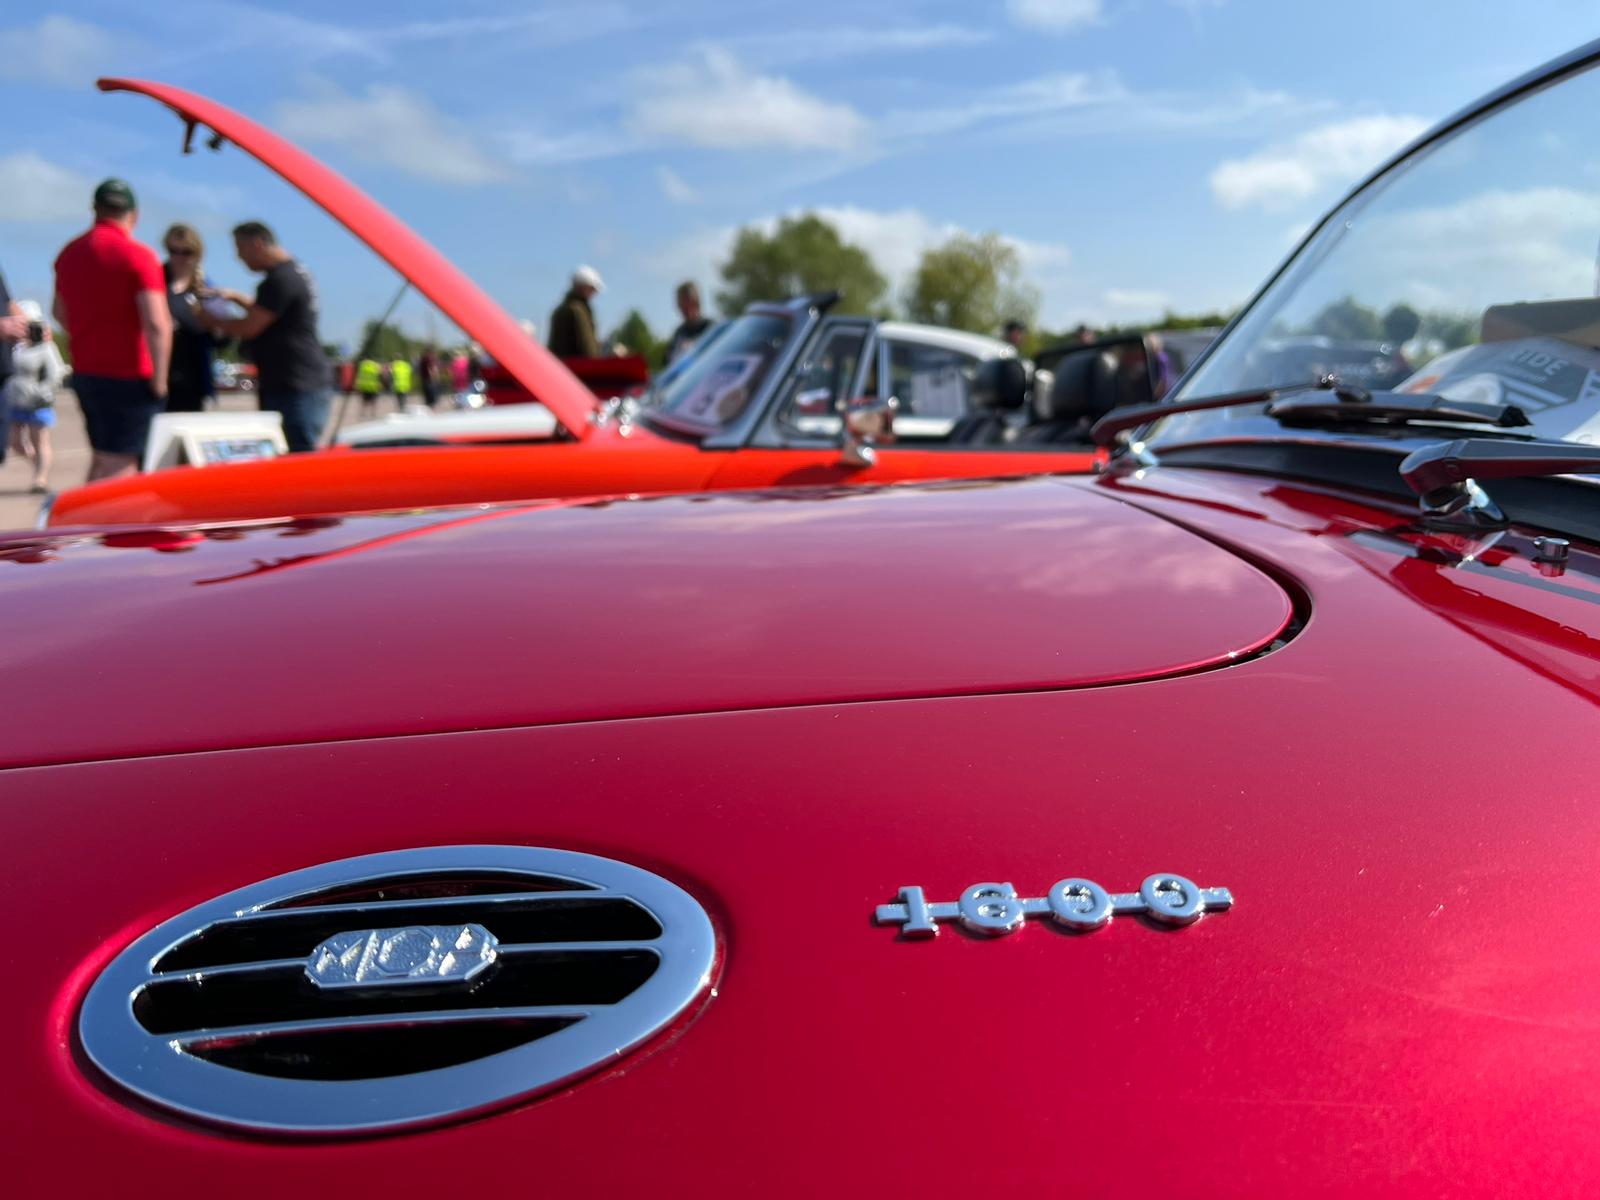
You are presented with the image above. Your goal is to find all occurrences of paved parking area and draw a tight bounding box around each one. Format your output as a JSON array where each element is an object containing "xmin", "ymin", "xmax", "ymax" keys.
[{"xmin": 0, "ymin": 389, "xmax": 406, "ymax": 533}]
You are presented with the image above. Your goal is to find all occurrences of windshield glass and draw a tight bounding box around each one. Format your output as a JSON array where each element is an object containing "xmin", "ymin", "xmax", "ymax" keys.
[
  {"xmin": 1155, "ymin": 59, "xmax": 1600, "ymax": 451},
  {"xmin": 650, "ymin": 313, "xmax": 793, "ymax": 430}
]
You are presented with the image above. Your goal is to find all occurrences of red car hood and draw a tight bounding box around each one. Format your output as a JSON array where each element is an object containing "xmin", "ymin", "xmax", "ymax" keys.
[
  {"xmin": 97, "ymin": 77, "xmax": 598, "ymax": 437},
  {"xmin": 0, "ymin": 477, "xmax": 1288, "ymax": 769},
  {"xmin": 9, "ymin": 470, "xmax": 1600, "ymax": 1194}
]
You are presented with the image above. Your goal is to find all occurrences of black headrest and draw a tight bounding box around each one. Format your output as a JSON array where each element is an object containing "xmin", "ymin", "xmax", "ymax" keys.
[
  {"xmin": 1039, "ymin": 349, "xmax": 1118, "ymax": 422},
  {"xmin": 970, "ymin": 357, "xmax": 1029, "ymax": 413}
]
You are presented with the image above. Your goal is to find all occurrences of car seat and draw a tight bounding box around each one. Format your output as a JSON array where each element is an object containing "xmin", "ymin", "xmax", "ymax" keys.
[
  {"xmin": 1014, "ymin": 348, "xmax": 1119, "ymax": 444},
  {"xmin": 946, "ymin": 358, "xmax": 1029, "ymax": 446}
]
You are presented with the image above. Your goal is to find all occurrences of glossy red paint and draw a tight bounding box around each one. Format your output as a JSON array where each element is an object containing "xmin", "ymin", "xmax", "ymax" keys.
[
  {"xmin": 0, "ymin": 477, "xmax": 1289, "ymax": 770},
  {"xmin": 6, "ymin": 467, "xmax": 1600, "ymax": 1194},
  {"xmin": 96, "ymin": 78, "xmax": 600, "ymax": 437}
]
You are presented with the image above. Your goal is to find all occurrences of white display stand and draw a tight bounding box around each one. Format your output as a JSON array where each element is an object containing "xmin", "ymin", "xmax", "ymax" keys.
[{"xmin": 143, "ymin": 411, "xmax": 288, "ymax": 472}]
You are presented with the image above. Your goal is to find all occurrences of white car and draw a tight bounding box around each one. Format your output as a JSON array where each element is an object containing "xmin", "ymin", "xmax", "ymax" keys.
[{"xmin": 334, "ymin": 319, "xmax": 1022, "ymax": 449}]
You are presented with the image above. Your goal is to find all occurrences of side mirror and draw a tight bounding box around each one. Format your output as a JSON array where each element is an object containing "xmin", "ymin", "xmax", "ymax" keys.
[{"xmin": 839, "ymin": 396, "xmax": 897, "ymax": 468}]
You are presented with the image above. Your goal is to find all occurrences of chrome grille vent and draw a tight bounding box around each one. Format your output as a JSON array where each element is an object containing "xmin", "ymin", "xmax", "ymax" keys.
[{"xmin": 79, "ymin": 847, "xmax": 717, "ymax": 1135}]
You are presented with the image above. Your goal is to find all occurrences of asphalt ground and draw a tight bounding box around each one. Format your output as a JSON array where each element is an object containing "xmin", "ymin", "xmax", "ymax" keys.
[{"xmin": 0, "ymin": 389, "xmax": 411, "ymax": 534}]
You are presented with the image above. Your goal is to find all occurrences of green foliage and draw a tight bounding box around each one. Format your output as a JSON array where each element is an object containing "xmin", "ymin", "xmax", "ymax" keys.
[
  {"xmin": 716, "ymin": 214, "xmax": 888, "ymax": 316},
  {"xmin": 1417, "ymin": 309, "xmax": 1477, "ymax": 351},
  {"xmin": 357, "ymin": 320, "xmax": 422, "ymax": 361},
  {"xmin": 607, "ymin": 309, "xmax": 663, "ymax": 369},
  {"xmin": 1034, "ymin": 309, "xmax": 1234, "ymax": 351},
  {"xmin": 1311, "ymin": 296, "xmax": 1385, "ymax": 342},
  {"xmin": 904, "ymin": 232, "xmax": 1039, "ymax": 336}
]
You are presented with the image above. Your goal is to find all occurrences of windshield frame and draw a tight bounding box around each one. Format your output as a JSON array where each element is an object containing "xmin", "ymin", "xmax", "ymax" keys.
[
  {"xmin": 1147, "ymin": 37, "xmax": 1600, "ymax": 456},
  {"xmin": 640, "ymin": 301, "xmax": 821, "ymax": 448}
]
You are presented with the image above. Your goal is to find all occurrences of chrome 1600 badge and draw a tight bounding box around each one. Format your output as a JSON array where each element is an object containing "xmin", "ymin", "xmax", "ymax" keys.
[{"xmin": 875, "ymin": 874, "xmax": 1232, "ymax": 937}]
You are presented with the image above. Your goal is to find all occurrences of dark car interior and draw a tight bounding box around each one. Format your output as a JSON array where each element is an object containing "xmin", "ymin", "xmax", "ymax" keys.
[{"xmin": 946, "ymin": 336, "xmax": 1156, "ymax": 448}]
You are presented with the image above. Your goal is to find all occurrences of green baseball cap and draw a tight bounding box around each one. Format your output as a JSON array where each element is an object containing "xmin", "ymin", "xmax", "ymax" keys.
[{"xmin": 93, "ymin": 178, "xmax": 137, "ymax": 212}]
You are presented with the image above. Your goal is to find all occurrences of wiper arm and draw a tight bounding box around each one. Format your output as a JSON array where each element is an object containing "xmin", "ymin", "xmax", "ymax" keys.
[
  {"xmin": 1267, "ymin": 392, "xmax": 1530, "ymax": 430},
  {"xmin": 1400, "ymin": 437, "xmax": 1600, "ymax": 528},
  {"xmin": 1091, "ymin": 378, "xmax": 1365, "ymax": 449},
  {"xmin": 1094, "ymin": 379, "xmax": 1532, "ymax": 453}
]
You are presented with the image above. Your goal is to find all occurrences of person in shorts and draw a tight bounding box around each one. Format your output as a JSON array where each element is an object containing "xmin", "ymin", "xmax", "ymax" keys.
[
  {"xmin": 0, "ymin": 263, "xmax": 29, "ymax": 466},
  {"xmin": 201, "ymin": 221, "xmax": 331, "ymax": 452},
  {"xmin": 5, "ymin": 301, "xmax": 67, "ymax": 492},
  {"xmin": 52, "ymin": 179, "xmax": 172, "ymax": 480}
]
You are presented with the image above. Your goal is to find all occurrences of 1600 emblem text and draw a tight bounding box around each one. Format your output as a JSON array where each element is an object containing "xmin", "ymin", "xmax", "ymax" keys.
[{"xmin": 875, "ymin": 874, "xmax": 1233, "ymax": 937}]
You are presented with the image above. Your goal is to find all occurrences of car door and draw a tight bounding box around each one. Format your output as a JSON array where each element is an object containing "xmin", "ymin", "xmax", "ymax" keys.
[{"xmin": 706, "ymin": 327, "xmax": 1100, "ymax": 492}]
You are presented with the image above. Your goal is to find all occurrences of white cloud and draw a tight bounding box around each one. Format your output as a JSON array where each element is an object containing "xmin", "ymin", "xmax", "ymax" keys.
[
  {"xmin": 1105, "ymin": 288, "xmax": 1171, "ymax": 310},
  {"xmin": 881, "ymin": 70, "xmax": 1315, "ymax": 146},
  {"xmin": 1354, "ymin": 186, "xmax": 1600, "ymax": 311},
  {"xmin": 723, "ymin": 24, "xmax": 992, "ymax": 65},
  {"xmin": 656, "ymin": 166, "xmax": 698, "ymax": 204},
  {"xmin": 1006, "ymin": 0, "xmax": 1103, "ymax": 33},
  {"xmin": 0, "ymin": 15, "xmax": 121, "ymax": 87},
  {"xmin": 195, "ymin": 4, "xmax": 385, "ymax": 64},
  {"xmin": 276, "ymin": 79, "xmax": 507, "ymax": 186},
  {"xmin": 0, "ymin": 153, "xmax": 91, "ymax": 222},
  {"xmin": 1209, "ymin": 114, "xmax": 1428, "ymax": 210},
  {"xmin": 630, "ymin": 49, "xmax": 867, "ymax": 152}
]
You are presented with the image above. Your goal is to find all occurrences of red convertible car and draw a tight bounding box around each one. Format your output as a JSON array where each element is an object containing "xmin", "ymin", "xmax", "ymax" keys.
[
  {"xmin": 10, "ymin": 37, "xmax": 1600, "ymax": 1198},
  {"xmin": 43, "ymin": 79, "xmax": 1108, "ymax": 528}
]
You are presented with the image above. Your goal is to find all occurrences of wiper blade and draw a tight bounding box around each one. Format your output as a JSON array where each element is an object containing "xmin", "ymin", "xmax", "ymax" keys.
[
  {"xmin": 1093, "ymin": 379, "xmax": 1531, "ymax": 450},
  {"xmin": 1091, "ymin": 378, "xmax": 1367, "ymax": 448},
  {"xmin": 1267, "ymin": 391, "xmax": 1531, "ymax": 430}
]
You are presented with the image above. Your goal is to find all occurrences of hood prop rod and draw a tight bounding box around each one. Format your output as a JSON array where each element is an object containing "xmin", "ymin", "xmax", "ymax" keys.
[{"xmin": 328, "ymin": 280, "xmax": 412, "ymax": 440}]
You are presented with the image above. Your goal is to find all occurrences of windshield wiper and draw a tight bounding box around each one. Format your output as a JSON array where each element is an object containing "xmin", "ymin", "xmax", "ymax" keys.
[
  {"xmin": 1267, "ymin": 392, "xmax": 1530, "ymax": 430},
  {"xmin": 1093, "ymin": 380, "xmax": 1531, "ymax": 452},
  {"xmin": 1091, "ymin": 378, "xmax": 1368, "ymax": 448},
  {"xmin": 1401, "ymin": 437, "xmax": 1600, "ymax": 529}
]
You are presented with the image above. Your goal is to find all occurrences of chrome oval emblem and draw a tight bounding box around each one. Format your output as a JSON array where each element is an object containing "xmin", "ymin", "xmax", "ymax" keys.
[{"xmin": 79, "ymin": 846, "xmax": 717, "ymax": 1135}]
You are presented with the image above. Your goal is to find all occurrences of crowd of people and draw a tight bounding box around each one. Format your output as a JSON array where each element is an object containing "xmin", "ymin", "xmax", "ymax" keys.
[
  {"xmin": 0, "ymin": 176, "xmax": 1162, "ymax": 495},
  {"xmin": 0, "ymin": 176, "xmax": 335, "ymax": 489}
]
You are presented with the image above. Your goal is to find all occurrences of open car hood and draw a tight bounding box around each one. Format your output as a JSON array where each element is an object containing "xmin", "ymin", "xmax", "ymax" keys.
[{"xmin": 97, "ymin": 77, "xmax": 598, "ymax": 438}]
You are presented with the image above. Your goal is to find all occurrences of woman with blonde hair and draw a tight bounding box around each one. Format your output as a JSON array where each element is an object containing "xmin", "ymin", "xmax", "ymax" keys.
[{"xmin": 162, "ymin": 223, "xmax": 222, "ymax": 412}]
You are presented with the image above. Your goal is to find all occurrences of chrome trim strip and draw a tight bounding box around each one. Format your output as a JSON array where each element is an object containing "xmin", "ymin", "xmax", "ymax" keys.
[
  {"xmin": 173, "ymin": 1005, "xmax": 598, "ymax": 1048},
  {"xmin": 229, "ymin": 889, "xmax": 608, "ymax": 922}
]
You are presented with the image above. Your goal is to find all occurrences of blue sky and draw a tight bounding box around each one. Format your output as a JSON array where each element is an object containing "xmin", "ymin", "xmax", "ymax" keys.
[{"xmin": 2, "ymin": 1, "xmax": 1597, "ymax": 350}]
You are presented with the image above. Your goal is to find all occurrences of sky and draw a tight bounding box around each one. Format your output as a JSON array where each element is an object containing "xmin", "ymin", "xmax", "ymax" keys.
[{"xmin": 1, "ymin": 1, "xmax": 1598, "ymax": 351}]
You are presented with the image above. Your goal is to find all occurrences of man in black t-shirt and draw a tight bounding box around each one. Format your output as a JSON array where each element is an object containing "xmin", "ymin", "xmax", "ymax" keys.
[{"xmin": 201, "ymin": 221, "xmax": 332, "ymax": 452}]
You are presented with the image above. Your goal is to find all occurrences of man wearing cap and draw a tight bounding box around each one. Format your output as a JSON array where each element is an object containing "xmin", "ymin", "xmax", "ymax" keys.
[
  {"xmin": 546, "ymin": 266, "xmax": 604, "ymax": 359},
  {"xmin": 52, "ymin": 179, "xmax": 172, "ymax": 481}
]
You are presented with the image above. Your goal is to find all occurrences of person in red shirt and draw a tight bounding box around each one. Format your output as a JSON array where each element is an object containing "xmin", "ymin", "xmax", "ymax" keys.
[{"xmin": 52, "ymin": 179, "xmax": 172, "ymax": 481}]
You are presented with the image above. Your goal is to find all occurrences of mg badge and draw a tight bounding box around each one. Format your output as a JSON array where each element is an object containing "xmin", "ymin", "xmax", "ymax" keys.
[
  {"xmin": 306, "ymin": 923, "xmax": 500, "ymax": 989},
  {"xmin": 875, "ymin": 874, "xmax": 1232, "ymax": 937}
]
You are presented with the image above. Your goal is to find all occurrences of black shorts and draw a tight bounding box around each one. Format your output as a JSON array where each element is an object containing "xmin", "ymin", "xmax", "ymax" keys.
[{"xmin": 75, "ymin": 375, "xmax": 161, "ymax": 458}]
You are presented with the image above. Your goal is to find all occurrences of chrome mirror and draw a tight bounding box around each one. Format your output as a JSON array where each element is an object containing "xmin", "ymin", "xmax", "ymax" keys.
[{"xmin": 839, "ymin": 396, "xmax": 897, "ymax": 468}]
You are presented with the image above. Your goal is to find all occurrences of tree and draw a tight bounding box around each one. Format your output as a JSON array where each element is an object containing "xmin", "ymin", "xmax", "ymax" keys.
[
  {"xmin": 608, "ymin": 309, "xmax": 662, "ymax": 368},
  {"xmin": 356, "ymin": 320, "xmax": 419, "ymax": 361},
  {"xmin": 904, "ymin": 232, "xmax": 1039, "ymax": 336},
  {"xmin": 716, "ymin": 214, "xmax": 888, "ymax": 316},
  {"xmin": 1310, "ymin": 297, "xmax": 1384, "ymax": 342}
]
